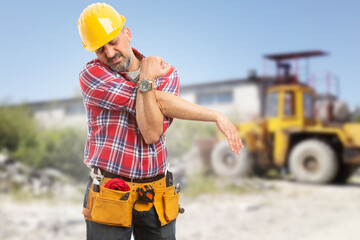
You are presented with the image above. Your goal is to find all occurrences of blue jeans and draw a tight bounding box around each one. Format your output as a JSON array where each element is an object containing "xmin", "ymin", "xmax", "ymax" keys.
[{"xmin": 83, "ymin": 178, "xmax": 176, "ymax": 240}]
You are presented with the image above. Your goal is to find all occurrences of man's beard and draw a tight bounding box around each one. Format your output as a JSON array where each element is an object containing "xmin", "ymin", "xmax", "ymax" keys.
[{"xmin": 107, "ymin": 49, "xmax": 132, "ymax": 73}]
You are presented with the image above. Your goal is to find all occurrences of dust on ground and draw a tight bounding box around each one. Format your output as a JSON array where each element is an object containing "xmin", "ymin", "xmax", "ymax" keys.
[{"xmin": 1, "ymin": 179, "xmax": 360, "ymax": 240}]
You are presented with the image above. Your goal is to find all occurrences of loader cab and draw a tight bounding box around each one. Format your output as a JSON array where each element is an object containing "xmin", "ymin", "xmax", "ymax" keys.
[
  {"xmin": 266, "ymin": 85, "xmax": 316, "ymax": 132},
  {"xmin": 263, "ymin": 51, "xmax": 325, "ymax": 132}
]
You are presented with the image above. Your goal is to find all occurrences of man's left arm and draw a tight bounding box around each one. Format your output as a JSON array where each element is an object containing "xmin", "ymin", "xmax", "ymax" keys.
[{"xmin": 154, "ymin": 68, "xmax": 243, "ymax": 154}]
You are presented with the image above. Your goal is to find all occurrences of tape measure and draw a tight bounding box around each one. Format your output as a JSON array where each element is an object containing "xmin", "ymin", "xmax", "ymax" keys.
[
  {"xmin": 137, "ymin": 185, "xmax": 155, "ymax": 203},
  {"xmin": 132, "ymin": 185, "xmax": 155, "ymax": 212}
]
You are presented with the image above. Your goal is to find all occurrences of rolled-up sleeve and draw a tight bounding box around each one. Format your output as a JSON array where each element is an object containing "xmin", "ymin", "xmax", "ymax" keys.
[
  {"xmin": 79, "ymin": 62, "xmax": 137, "ymax": 116},
  {"xmin": 155, "ymin": 66, "xmax": 180, "ymax": 134}
]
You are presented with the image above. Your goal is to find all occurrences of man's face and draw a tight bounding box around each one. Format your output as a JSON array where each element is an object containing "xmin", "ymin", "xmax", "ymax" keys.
[{"xmin": 95, "ymin": 28, "xmax": 132, "ymax": 73}]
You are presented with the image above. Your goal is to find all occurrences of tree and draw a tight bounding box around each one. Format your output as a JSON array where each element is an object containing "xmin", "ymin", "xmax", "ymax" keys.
[
  {"xmin": 0, "ymin": 104, "xmax": 39, "ymax": 153},
  {"xmin": 0, "ymin": 104, "xmax": 88, "ymax": 180},
  {"xmin": 39, "ymin": 128, "xmax": 88, "ymax": 180}
]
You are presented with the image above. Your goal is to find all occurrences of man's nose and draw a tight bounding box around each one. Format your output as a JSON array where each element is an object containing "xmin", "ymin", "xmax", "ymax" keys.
[{"xmin": 104, "ymin": 44, "xmax": 116, "ymax": 59}]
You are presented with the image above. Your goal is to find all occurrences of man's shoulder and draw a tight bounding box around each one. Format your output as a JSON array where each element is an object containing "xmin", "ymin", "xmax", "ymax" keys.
[
  {"xmin": 80, "ymin": 58, "xmax": 116, "ymax": 78},
  {"xmin": 82, "ymin": 58, "xmax": 105, "ymax": 71},
  {"xmin": 165, "ymin": 65, "xmax": 178, "ymax": 78}
]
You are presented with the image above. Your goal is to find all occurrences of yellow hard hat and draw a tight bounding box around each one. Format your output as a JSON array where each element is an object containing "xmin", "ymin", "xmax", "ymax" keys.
[{"xmin": 78, "ymin": 3, "xmax": 126, "ymax": 52}]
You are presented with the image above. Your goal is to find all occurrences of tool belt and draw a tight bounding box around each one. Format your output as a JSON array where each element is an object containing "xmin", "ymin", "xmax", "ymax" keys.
[
  {"xmin": 82, "ymin": 168, "xmax": 180, "ymax": 227},
  {"xmin": 94, "ymin": 167, "xmax": 166, "ymax": 183}
]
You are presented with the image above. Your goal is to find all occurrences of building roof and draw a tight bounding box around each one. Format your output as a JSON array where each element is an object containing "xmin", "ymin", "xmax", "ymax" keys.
[{"xmin": 180, "ymin": 77, "xmax": 257, "ymax": 93}]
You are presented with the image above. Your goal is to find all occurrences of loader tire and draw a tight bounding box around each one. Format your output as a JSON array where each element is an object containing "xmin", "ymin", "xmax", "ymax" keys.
[
  {"xmin": 289, "ymin": 139, "xmax": 338, "ymax": 184},
  {"xmin": 211, "ymin": 141, "xmax": 253, "ymax": 178}
]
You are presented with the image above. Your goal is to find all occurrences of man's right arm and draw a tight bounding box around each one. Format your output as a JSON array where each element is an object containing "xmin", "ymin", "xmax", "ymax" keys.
[{"xmin": 79, "ymin": 62, "xmax": 136, "ymax": 116}]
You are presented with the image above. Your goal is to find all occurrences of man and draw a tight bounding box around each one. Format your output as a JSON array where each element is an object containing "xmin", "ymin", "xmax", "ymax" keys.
[{"xmin": 78, "ymin": 3, "xmax": 243, "ymax": 240}]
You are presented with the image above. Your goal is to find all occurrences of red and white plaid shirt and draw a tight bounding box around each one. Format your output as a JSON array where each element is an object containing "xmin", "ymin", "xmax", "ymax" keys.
[{"xmin": 79, "ymin": 48, "xmax": 180, "ymax": 179}]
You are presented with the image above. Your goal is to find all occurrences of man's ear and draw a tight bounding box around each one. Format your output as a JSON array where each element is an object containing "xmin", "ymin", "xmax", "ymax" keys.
[{"xmin": 123, "ymin": 27, "xmax": 132, "ymax": 42}]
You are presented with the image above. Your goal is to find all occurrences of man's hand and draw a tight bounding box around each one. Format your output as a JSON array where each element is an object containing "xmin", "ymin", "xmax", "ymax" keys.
[
  {"xmin": 215, "ymin": 112, "xmax": 244, "ymax": 154},
  {"xmin": 140, "ymin": 56, "xmax": 171, "ymax": 81}
]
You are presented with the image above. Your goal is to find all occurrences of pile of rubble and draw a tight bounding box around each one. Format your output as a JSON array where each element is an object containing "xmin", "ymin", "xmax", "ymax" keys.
[{"xmin": 0, "ymin": 153, "xmax": 83, "ymax": 200}]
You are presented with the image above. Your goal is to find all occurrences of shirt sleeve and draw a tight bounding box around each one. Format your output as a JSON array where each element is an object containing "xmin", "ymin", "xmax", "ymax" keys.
[
  {"xmin": 155, "ymin": 66, "xmax": 180, "ymax": 134},
  {"xmin": 79, "ymin": 62, "xmax": 137, "ymax": 116}
]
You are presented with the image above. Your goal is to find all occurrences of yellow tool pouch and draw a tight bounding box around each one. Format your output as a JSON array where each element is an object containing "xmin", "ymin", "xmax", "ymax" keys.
[
  {"xmin": 82, "ymin": 176, "xmax": 180, "ymax": 227},
  {"xmin": 153, "ymin": 185, "xmax": 180, "ymax": 226},
  {"xmin": 83, "ymin": 182, "xmax": 133, "ymax": 227}
]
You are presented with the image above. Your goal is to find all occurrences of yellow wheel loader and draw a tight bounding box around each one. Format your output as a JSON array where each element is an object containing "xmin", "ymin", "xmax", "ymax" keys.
[{"xmin": 211, "ymin": 51, "xmax": 360, "ymax": 184}]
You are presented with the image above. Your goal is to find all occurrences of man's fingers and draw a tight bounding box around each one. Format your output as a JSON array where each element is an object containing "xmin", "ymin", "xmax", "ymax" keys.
[
  {"xmin": 224, "ymin": 130, "xmax": 233, "ymax": 150},
  {"xmin": 223, "ymin": 124, "xmax": 238, "ymax": 154},
  {"xmin": 157, "ymin": 57, "xmax": 166, "ymax": 68},
  {"xmin": 234, "ymin": 132, "xmax": 241, "ymax": 153},
  {"xmin": 228, "ymin": 128, "xmax": 237, "ymax": 153},
  {"xmin": 227, "ymin": 131, "xmax": 238, "ymax": 154},
  {"xmin": 231, "ymin": 128, "xmax": 242, "ymax": 154},
  {"xmin": 234, "ymin": 134, "xmax": 241, "ymax": 154},
  {"xmin": 234, "ymin": 128, "xmax": 243, "ymax": 151},
  {"xmin": 227, "ymin": 138, "xmax": 235, "ymax": 153},
  {"xmin": 157, "ymin": 56, "xmax": 171, "ymax": 75},
  {"xmin": 161, "ymin": 63, "xmax": 171, "ymax": 74},
  {"xmin": 217, "ymin": 115, "xmax": 243, "ymax": 154}
]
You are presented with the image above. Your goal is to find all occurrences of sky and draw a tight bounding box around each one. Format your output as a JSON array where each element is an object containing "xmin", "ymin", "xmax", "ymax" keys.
[{"xmin": 0, "ymin": 0, "xmax": 359, "ymax": 108}]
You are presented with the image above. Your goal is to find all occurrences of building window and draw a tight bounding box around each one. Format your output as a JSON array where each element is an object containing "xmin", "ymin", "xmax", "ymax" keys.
[
  {"xmin": 283, "ymin": 91, "xmax": 295, "ymax": 117},
  {"xmin": 196, "ymin": 91, "xmax": 233, "ymax": 105},
  {"xmin": 197, "ymin": 93, "xmax": 215, "ymax": 105},
  {"xmin": 66, "ymin": 103, "xmax": 85, "ymax": 115},
  {"xmin": 303, "ymin": 93, "xmax": 313, "ymax": 118},
  {"xmin": 266, "ymin": 91, "xmax": 279, "ymax": 117},
  {"xmin": 217, "ymin": 91, "xmax": 233, "ymax": 103}
]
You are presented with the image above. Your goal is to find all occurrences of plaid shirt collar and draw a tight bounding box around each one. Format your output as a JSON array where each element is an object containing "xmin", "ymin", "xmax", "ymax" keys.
[{"xmin": 104, "ymin": 48, "xmax": 144, "ymax": 82}]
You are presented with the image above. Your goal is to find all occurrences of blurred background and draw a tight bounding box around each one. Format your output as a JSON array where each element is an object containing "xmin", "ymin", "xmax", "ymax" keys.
[{"xmin": 1, "ymin": 0, "xmax": 360, "ymax": 240}]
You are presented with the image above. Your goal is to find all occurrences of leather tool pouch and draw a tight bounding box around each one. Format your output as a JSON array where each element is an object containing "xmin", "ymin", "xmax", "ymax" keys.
[
  {"xmin": 82, "ymin": 176, "xmax": 180, "ymax": 227},
  {"xmin": 153, "ymin": 185, "xmax": 180, "ymax": 226},
  {"xmin": 83, "ymin": 182, "xmax": 133, "ymax": 227}
]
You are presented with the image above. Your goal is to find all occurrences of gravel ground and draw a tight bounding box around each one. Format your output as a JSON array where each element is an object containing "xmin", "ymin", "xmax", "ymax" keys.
[
  {"xmin": 177, "ymin": 180, "xmax": 360, "ymax": 240},
  {"xmin": 1, "ymin": 179, "xmax": 360, "ymax": 240}
]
